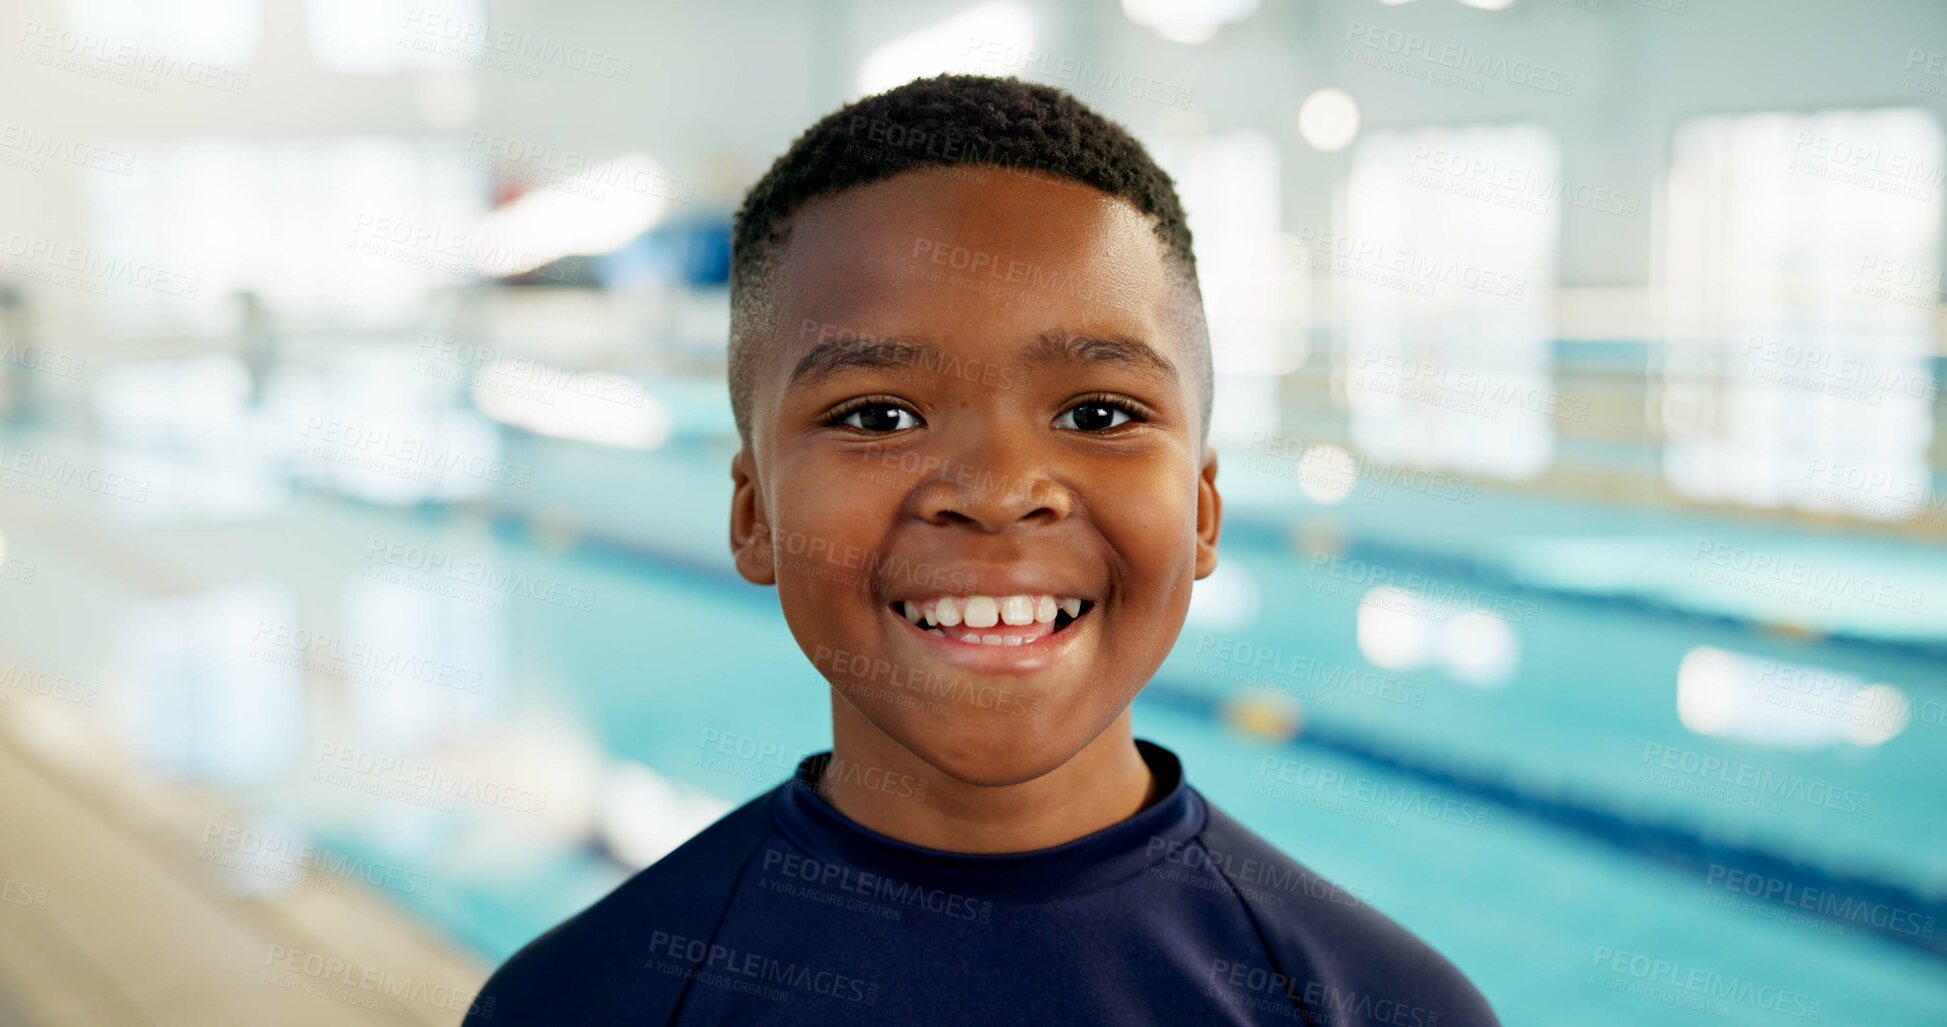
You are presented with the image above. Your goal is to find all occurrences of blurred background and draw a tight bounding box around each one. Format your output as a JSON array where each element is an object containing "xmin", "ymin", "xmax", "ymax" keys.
[{"xmin": 0, "ymin": 0, "xmax": 1943, "ymax": 1023}]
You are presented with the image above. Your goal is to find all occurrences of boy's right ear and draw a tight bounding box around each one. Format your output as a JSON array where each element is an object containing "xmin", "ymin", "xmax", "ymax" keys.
[{"xmin": 729, "ymin": 448, "xmax": 776, "ymax": 586}]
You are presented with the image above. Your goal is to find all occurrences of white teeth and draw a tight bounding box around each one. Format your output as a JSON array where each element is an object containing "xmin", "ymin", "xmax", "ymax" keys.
[
  {"xmin": 904, "ymin": 593, "xmax": 1087, "ymax": 632},
  {"xmin": 982, "ymin": 634, "xmax": 1006, "ymax": 646},
  {"xmin": 926, "ymin": 628, "xmax": 945, "ymax": 637},
  {"xmin": 962, "ymin": 595, "xmax": 999, "ymax": 629}
]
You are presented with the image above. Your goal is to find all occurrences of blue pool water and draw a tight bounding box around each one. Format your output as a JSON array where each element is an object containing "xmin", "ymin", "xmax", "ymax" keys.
[{"xmin": 2, "ymin": 389, "xmax": 1943, "ymax": 1025}]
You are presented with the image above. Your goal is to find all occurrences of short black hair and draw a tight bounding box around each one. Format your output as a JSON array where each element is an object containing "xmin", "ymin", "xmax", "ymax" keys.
[{"xmin": 728, "ymin": 73, "xmax": 1210, "ymax": 449}]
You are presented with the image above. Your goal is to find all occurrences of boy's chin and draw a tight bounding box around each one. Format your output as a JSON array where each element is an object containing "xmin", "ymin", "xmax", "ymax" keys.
[{"xmin": 866, "ymin": 708, "xmax": 1096, "ymax": 789}]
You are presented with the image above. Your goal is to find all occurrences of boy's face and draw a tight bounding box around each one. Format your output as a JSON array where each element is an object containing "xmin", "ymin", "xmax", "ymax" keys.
[{"xmin": 730, "ymin": 167, "xmax": 1221, "ymax": 787}]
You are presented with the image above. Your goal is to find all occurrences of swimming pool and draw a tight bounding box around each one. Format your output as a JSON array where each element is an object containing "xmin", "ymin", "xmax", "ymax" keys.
[{"xmin": 1, "ymin": 371, "xmax": 1942, "ymax": 1025}]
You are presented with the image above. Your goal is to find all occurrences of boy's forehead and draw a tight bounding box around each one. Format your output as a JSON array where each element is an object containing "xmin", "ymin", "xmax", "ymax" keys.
[{"xmin": 763, "ymin": 167, "xmax": 1185, "ymax": 368}]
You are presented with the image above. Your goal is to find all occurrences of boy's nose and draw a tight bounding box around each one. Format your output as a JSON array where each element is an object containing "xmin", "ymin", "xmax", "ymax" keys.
[{"xmin": 909, "ymin": 445, "xmax": 1075, "ymax": 533}]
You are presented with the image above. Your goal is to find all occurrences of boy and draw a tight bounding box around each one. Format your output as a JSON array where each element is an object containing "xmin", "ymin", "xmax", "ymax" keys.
[{"xmin": 465, "ymin": 75, "xmax": 1497, "ymax": 1026}]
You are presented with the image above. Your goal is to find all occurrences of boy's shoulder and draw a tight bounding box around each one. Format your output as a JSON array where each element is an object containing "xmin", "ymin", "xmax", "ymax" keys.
[
  {"xmin": 1193, "ymin": 797, "xmax": 1500, "ymax": 1026},
  {"xmin": 461, "ymin": 789, "xmax": 777, "ymax": 1026}
]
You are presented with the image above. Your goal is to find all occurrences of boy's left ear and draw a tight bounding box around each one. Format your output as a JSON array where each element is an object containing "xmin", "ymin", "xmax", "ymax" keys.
[
  {"xmin": 729, "ymin": 447, "xmax": 777, "ymax": 587},
  {"xmin": 1194, "ymin": 447, "xmax": 1222, "ymax": 579}
]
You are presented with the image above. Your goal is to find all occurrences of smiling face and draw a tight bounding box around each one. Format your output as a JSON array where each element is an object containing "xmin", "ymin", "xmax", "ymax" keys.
[{"xmin": 729, "ymin": 166, "xmax": 1221, "ymax": 787}]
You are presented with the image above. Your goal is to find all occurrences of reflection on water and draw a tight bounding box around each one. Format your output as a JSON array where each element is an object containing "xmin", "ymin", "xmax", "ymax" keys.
[
  {"xmin": 1355, "ymin": 586, "xmax": 1520, "ymax": 688},
  {"xmin": 1678, "ymin": 646, "xmax": 1909, "ymax": 750}
]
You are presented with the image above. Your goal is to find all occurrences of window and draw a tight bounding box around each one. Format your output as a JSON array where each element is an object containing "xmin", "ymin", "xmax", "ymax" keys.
[
  {"xmin": 73, "ymin": 0, "xmax": 260, "ymax": 66},
  {"xmin": 1661, "ymin": 108, "xmax": 1942, "ymax": 517},
  {"xmin": 1150, "ymin": 129, "xmax": 1292, "ymax": 450},
  {"xmin": 857, "ymin": 2, "xmax": 1034, "ymax": 96},
  {"xmin": 84, "ymin": 138, "xmax": 490, "ymax": 331},
  {"xmin": 1342, "ymin": 125, "xmax": 1561, "ymax": 480},
  {"xmin": 308, "ymin": 0, "xmax": 487, "ymax": 74}
]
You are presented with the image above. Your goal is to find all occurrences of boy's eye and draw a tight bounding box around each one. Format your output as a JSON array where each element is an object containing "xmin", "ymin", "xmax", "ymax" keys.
[
  {"xmin": 833, "ymin": 402, "xmax": 921, "ymax": 432},
  {"xmin": 1055, "ymin": 400, "xmax": 1135, "ymax": 432}
]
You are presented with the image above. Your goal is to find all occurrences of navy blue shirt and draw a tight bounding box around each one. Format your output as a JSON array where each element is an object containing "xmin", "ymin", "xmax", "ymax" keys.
[{"xmin": 465, "ymin": 740, "xmax": 1497, "ymax": 1025}]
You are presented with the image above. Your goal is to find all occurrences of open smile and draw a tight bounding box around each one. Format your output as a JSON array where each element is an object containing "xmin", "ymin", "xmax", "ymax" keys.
[{"xmin": 886, "ymin": 593, "xmax": 1095, "ymax": 647}]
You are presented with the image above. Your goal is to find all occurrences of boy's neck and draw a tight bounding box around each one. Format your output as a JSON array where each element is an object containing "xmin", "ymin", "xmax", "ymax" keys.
[{"xmin": 817, "ymin": 703, "xmax": 1158, "ymax": 855}]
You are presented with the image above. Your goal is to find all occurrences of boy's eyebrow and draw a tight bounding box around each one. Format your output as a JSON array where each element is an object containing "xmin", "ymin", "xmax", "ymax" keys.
[
  {"xmin": 783, "ymin": 329, "xmax": 1180, "ymax": 392},
  {"xmin": 786, "ymin": 335, "xmax": 934, "ymax": 392},
  {"xmin": 1024, "ymin": 331, "xmax": 1179, "ymax": 389}
]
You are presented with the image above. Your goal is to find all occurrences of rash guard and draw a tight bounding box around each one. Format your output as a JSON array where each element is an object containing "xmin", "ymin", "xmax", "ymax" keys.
[{"xmin": 463, "ymin": 739, "xmax": 1497, "ymax": 1026}]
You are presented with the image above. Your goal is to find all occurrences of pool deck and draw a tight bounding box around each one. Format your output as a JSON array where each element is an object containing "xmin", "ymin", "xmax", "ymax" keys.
[{"xmin": 0, "ymin": 701, "xmax": 486, "ymax": 1027}]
